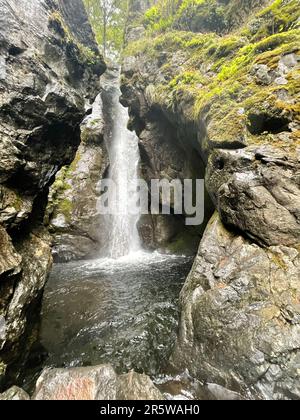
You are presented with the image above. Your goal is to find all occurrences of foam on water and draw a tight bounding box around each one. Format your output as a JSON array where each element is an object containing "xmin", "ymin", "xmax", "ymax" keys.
[{"xmin": 80, "ymin": 251, "xmax": 188, "ymax": 274}]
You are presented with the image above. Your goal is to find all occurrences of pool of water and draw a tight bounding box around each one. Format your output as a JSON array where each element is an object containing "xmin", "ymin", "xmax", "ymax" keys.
[{"xmin": 35, "ymin": 252, "xmax": 193, "ymax": 382}]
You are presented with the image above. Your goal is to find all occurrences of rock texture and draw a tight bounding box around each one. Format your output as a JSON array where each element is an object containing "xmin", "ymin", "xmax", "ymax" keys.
[
  {"xmin": 0, "ymin": 385, "xmax": 30, "ymax": 400},
  {"xmin": 46, "ymin": 94, "xmax": 108, "ymax": 262},
  {"xmin": 171, "ymin": 213, "xmax": 300, "ymax": 400},
  {"xmin": 33, "ymin": 365, "xmax": 164, "ymax": 400},
  {"xmin": 0, "ymin": 0, "xmax": 105, "ymax": 387},
  {"xmin": 206, "ymin": 145, "xmax": 300, "ymax": 247},
  {"xmin": 123, "ymin": 0, "xmax": 300, "ymax": 400},
  {"xmin": 122, "ymin": 57, "xmax": 213, "ymax": 253}
]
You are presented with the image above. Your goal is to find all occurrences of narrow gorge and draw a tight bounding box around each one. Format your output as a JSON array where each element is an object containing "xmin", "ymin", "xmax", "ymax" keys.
[{"xmin": 0, "ymin": 0, "xmax": 299, "ymax": 402}]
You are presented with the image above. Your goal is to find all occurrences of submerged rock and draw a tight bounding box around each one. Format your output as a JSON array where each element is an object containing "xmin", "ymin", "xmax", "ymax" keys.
[
  {"xmin": 171, "ymin": 213, "xmax": 300, "ymax": 400},
  {"xmin": 33, "ymin": 365, "xmax": 164, "ymax": 400}
]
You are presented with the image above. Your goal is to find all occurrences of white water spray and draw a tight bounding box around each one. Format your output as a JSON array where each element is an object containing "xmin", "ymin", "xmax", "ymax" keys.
[{"xmin": 102, "ymin": 71, "xmax": 141, "ymax": 258}]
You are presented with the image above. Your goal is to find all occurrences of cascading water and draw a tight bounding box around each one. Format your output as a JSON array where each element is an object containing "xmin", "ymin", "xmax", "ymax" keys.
[
  {"xmin": 101, "ymin": 69, "xmax": 141, "ymax": 258},
  {"xmin": 26, "ymin": 69, "xmax": 198, "ymax": 400}
]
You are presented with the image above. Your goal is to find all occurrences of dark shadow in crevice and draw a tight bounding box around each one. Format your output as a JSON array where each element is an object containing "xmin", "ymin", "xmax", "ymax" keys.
[{"xmin": 247, "ymin": 113, "xmax": 291, "ymax": 135}]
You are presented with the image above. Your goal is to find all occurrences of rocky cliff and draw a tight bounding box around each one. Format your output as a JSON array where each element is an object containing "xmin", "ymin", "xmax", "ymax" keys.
[
  {"xmin": 46, "ymin": 93, "xmax": 108, "ymax": 262},
  {"xmin": 122, "ymin": 0, "xmax": 300, "ymax": 399},
  {"xmin": 0, "ymin": 0, "xmax": 105, "ymax": 387}
]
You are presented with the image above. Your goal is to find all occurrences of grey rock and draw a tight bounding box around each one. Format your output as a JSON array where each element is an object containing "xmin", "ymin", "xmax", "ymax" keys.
[
  {"xmin": 0, "ymin": 386, "xmax": 30, "ymax": 400},
  {"xmin": 206, "ymin": 146, "xmax": 300, "ymax": 247},
  {"xmin": 251, "ymin": 64, "xmax": 273, "ymax": 85},
  {"xmin": 33, "ymin": 365, "xmax": 164, "ymax": 400},
  {"xmin": 205, "ymin": 383, "xmax": 246, "ymax": 400},
  {"xmin": 34, "ymin": 365, "xmax": 118, "ymax": 400},
  {"xmin": 46, "ymin": 94, "xmax": 108, "ymax": 262},
  {"xmin": 58, "ymin": 0, "xmax": 99, "ymax": 51},
  {"xmin": 118, "ymin": 371, "xmax": 165, "ymax": 400},
  {"xmin": 0, "ymin": 56, "xmax": 6, "ymax": 80},
  {"xmin": 171, "ymin": 213, "xmax": 300, "ymax": 400},
  {"xmin": 0, "ymin": 316, "xmax": 6, "ymax": 351}
]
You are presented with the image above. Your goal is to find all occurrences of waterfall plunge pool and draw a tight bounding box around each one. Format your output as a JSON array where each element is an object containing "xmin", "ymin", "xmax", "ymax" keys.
[{"xmin": 23, "ymin": 251, "xmax": 204, "ymax": 399}]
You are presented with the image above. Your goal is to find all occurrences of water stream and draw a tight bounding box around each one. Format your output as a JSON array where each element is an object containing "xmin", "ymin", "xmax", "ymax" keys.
[{"xmin": 101, "ymin": 70, "xmax": 141, "ymax": 258}]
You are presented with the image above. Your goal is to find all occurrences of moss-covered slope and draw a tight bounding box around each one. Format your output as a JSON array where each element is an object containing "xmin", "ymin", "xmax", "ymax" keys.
[{"xmin": 123, "ymin": 0, "xmax": 299, "ymax": 157}]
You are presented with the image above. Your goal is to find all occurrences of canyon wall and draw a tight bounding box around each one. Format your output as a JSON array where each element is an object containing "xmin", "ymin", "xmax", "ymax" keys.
[
  {"xmin": 122, "ymin": 0, "xmax": 300, "ymax": 399},
  {"xmin": 0, "ymin": 0, "xmax": 105, "ymax": 386}
]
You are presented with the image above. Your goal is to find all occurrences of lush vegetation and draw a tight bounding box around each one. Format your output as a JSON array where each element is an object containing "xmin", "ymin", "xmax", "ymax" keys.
[
  {"xmin": 83, "ymin": 0, "xmax": 130, "ymax": 60},
  {"xmin": 123, "ymin": 0, "xmax": 300, "ymax": 149}
]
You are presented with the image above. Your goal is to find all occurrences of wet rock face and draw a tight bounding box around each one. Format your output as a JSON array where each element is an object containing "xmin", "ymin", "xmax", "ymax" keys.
[
  {"xmin": 171, "ymin": 213, "xmax": 300, "ymax": 400},
  {"xmin": 58, "ymin": 0, "xmax": 99, "ymax": 51},
  {"xmin": 33, "ymin": 365, "xmax": 164, "ymax": 400},
  {"xmin": 206, "ymin": 145, "xmax": 300, "ymax": 247},
  {"xmin": 46, "ymin": 94, "xmax": 109, "ymax": 262},
  {"xmin": 0, "ymin": 0, "xmax": 105, "ymax": 386}
]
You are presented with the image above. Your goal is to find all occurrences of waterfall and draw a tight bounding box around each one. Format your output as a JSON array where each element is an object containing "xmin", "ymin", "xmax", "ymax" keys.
[{"xmin": 101, "ymin": 69, "xmax": 141, "ymax": 259}]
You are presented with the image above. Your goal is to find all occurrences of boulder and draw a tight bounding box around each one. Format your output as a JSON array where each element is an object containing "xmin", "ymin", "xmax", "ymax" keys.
[
  {"xmin": 171, "ymin": 213, "xmax": 300, "ymax": 400},
  {"xmin": 33, "ymin": 365, "xmax": 164, "ymax": 400},
  {"xmin": 0, "ymin": 386, "xmax": 30, "ymax": 400},
  {"xmin": 205, "ymin": 383, "xmax": 246, "ymax": 401},
  {"xmin": 0, "ymin": 226, "xmax": 21, "ymax": 278},
  {"xmin": 206, "ymin": 146, "xmax": 300, "ymax": 247},
  {"xmin": 118, "ymin": 371, "xmax": 164, "ymax": 400}
]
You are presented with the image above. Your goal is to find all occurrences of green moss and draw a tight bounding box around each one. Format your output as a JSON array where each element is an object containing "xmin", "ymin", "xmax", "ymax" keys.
[
  {"xmin": 254, "ymin": 30, "xmax": 300, "ymax": 54},
  {"xmin": 257, "ymin": 0, "xmax": 300, "ymax": 35},
  {"xmin": 123, "ymin": 0, "xmax": 300, "ymax": 150},
  {"xmin": 57, "ymin": 198, "xmax": 73, "ymax": 221}
]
